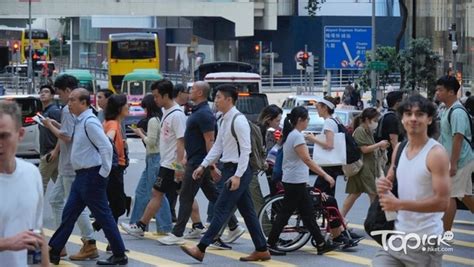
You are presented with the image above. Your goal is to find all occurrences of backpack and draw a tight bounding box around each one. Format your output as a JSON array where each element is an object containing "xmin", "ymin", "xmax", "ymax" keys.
[
  {"xmin": 374, "ymin": 111, "xmax": 395, "ymax": 142},
  {"xmin": 330, "ymin": 118, "xmax": 363, "ymax": 177},
  {"xmin": 84, "ymin": 116, "xmax": 120, "ymax": 168},
  {"xmin": 230, "ymin": 113, "xmax": 266, "ymax": 172},
  {"xmin": 447, "ymin": 105, "xmax": 474, "ymax": 150}
]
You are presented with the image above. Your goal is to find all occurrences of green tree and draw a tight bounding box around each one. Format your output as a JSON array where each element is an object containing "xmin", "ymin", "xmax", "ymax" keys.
[
  {"xmin": 358, "ymin": 46, "xmax": 399, "ymax": 91},
  {"xmin": 400, "ymin": 38, "xmax": 440, "ymax": 98},
  {"xmin": 306, "ymin": 0, "xmax": 326, "ymax": 16}
]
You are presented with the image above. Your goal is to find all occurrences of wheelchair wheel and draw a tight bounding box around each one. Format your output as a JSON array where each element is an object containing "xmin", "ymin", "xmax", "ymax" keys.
[{"xmin": 258, "ymin": 194, "xmax": 311, "ymax": 252}]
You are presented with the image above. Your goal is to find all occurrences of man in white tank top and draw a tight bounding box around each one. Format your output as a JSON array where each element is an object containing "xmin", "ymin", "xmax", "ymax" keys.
[{"xmin": 372, "ymin": 95, "xmax": 451, "ymax": 267}]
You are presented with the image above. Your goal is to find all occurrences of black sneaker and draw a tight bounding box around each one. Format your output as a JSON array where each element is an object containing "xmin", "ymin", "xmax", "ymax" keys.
[
  {"xmin": 344, "ymin": 229, "xmax": 364, "ymax": 240},
  {"xmin": 333, "ymin": 234, "xmax": 356, "ymax": 249},
  {"xmin": 267, "ymin": 245, "xmax": 286, "ymax": 256},
  {"xmin": 209, "ymin": 238, "xmax": 232, "ymax": 250},
  {"xmin": 316, "ymin": 241, "xmax": 340, "ymax": 255}
]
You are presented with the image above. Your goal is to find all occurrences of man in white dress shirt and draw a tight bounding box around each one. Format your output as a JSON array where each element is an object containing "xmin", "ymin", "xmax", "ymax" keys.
[{"xmin": 180, "ymin": 84, "xmax": 270, "ymax": 262}]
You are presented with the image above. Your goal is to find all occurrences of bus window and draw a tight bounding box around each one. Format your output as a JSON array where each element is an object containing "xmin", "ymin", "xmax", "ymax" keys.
[
  {"xmin": 129, "ymin": 81, "xmax": 144, "ymax": 96},
  {"xmin": 78, "ymin": 81, "xmax": 94, "ymax": 94},
  {"xmin": 111, "ymin": 40, "xmax": 156, "ymax": 60}
]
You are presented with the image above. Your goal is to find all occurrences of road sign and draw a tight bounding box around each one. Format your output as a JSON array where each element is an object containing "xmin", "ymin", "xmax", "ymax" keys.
[
  {"xmin": 324, "ymin": 26, "xmax": 372, "ymax": 70},
  {"xmin": 368, "ymin": 60, "xmax": 388, "ymax": 71}
]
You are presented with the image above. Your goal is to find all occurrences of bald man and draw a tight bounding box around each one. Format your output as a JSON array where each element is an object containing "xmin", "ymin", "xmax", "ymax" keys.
[{"xmin": 48, "ymin": 88, "xmax": 128, "ymax": 265}]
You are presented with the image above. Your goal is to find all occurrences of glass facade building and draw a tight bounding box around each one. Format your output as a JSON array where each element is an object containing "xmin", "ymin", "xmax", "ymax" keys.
[{"xmin": 405, "ymin": 0, "xmax": 473, "ymax": 84}]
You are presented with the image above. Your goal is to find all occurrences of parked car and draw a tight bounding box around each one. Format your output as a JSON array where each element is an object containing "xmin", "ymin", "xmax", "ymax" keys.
[{"xmin": 334, "ymin": 109, "xmax": 362, "ymax": 135}]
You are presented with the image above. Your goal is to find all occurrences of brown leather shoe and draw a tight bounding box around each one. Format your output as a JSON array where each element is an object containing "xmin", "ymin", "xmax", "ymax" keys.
[
  {"xmin": 69, "ymin": 238, "xmax": 99, "ymax": 261},
  {"xmin": 239, "ymin": 250, "xmax": 271, "ymax": 262},
  {"xmin": 180, "ymin": 245, "xmax": 205, "ymax": 262}
]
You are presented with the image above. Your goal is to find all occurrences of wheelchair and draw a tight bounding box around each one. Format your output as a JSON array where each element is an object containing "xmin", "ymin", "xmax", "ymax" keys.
[{"xmin": 258, "ymin": 186, "xmax": 356, "ymax": 252}]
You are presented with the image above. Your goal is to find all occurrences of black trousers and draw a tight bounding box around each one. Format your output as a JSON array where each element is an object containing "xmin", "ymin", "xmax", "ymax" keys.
[
  {"xmin": 93, "ymin": 165, "xmax": 126, "ymax": 231},
  {"xmin": 172, "ymin": 163, "xmax": 238, "ymax": 237},
  {"xmin": 314, "ymin": 166, "xmax": 342, "ymax": 197},
  {"xmin": 267, "ymin": 182, "xmax": 325, "ymax": 246}
]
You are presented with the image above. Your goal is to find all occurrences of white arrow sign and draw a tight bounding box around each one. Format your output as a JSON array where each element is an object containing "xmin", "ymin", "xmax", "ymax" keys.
[{"xmin": 342, "ymin": 41, "xmax": 360, "ymax": 67}]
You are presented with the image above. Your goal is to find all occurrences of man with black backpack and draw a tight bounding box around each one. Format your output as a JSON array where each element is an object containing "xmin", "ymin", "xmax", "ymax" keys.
[
  {"xmin": 373, "ymin": 95, "xmax": 450, "ymax": 266},
  {"xmin": 435, "ymin": 75, "xmax": 474, "ymax": 232},
  {"xmin": 180, "ymin": 84, "xmax": 270, "ymax": 262},
  {"xmin": 374, "ymin": 91, "xmax": 405, "ymax": 171}
]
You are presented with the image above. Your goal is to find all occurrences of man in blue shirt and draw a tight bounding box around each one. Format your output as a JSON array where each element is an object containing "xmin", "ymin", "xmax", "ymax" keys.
[
  {"xmin": 48, "ymin": 88, "xmax": 127, "ymax": 266},
  {"xmin": 435, "ymin": 75, "xmax": 474, "ymax": 231}
]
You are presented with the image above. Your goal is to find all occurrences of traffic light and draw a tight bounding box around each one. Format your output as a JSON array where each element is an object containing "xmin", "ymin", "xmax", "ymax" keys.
[
  {"xmin": 298, "ymin": 52, "xmax": 309, "ymax": 70},
  {"xmin": 254, "ymin": 44, "xmax": 260, "ymax": 53},
  {"xmin": 12, "ymin": 42, "xmax": 19, "ymax": 54}
]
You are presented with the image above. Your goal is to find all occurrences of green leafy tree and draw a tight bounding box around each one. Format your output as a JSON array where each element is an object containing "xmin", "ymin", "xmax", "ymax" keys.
[
  {"xmin": 306, "ymin": 0, "xmax": 326, "ymax": 16},
  {"xmin": 400, "ymin": 38, "xmax": 440, "ymax": 98},
  {"xmin": 358, "ymin": 46, "xmax": 399, "ymax": 91}
]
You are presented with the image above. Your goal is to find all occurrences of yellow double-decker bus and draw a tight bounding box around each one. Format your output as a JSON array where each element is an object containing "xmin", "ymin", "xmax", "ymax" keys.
[
  {"xmin": 108, "ymin": 32, "xmax": 160, "ymax": 92},
  {"xmin": 0, "ymin": 27, "xmax": 50, "ymax": 63}
]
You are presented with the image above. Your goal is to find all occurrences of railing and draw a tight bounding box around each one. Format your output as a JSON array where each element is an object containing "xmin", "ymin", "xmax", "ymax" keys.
[{"xmin": 0, "ymin": 75, "xmax": 30, "ymax": 95}]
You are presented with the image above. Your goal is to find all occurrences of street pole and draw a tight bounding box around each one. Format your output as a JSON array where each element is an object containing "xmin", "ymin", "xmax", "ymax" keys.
[
  {"xmin": 304, "ymin": 44, "xmax": 308, "ymax": 91},
  {"xmin": 59, "ymin": 37, "xmax": 63, "ymax": 72},
  {"xmin": 370, "ymin": 0, "xmax": 376, "ymax": 105},
  {"xmin": 270, "ymin": 52, "xmax": 274, "ymax": 91},
  {"xmin": 70, "ymin": 18, "xmax": 73, "ymax": 69},
  {"xmin": 412, "ymin": 0, "xmax": 416, "ymax": 91},
  {"xmin": 452, "ymin": 0, "xmax": 457, "ymax": 75},
  {"xmin": 27, "ymin": 0, "xmax": 33, "ymax": 93},
  {"xmin": 258, "ymin": 41, "xmax": 262, "ymax": 77}
]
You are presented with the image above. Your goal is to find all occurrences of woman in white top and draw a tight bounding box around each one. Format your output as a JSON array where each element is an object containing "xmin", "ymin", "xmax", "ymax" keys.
[
  {"xmin": 128, "ymin": 94, "xmax": 173, "ymax": 234},
  {"xmin": 305, "ymin": 96, "xmax": 343, "ymax": 197},
  {"xmin": 266, "ymin": 106, "xmax": 338, "ymax": 255}
]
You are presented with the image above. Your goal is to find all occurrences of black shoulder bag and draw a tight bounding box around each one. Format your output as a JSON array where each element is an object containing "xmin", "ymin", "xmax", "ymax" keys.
[{"xmin": 364, "ymin": 140, "xmax": 408, "ymax": 246}]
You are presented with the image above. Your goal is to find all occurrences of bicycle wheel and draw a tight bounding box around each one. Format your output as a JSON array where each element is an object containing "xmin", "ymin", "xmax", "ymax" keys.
[{"xmin": 258, "ymin": 194, "xmax": 311, "ymax": 252}]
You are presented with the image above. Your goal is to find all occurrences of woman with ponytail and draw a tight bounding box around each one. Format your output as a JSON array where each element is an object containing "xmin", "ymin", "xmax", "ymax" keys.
[
  {"xmin": 341, "ymin": 108, "xmax": 390, "ymax": 218},
  {"xmin": 267, "ymin": 106, "xmax": 338, "ymax": 255}
]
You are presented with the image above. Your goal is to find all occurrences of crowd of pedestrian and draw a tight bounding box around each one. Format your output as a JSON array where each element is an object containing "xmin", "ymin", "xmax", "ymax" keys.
[{"xmin": 0, "ymin": 73, "xmax": 472, "ymax": 266}]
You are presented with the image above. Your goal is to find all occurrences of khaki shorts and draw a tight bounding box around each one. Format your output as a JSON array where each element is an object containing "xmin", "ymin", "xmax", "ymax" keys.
[
  {"xmin": 39, "ymin": 154, "xmax": 59, "ymax": 193},
  {"xmin": 451, "ymin": 160, "xmax": 474, "ymax": 198}
]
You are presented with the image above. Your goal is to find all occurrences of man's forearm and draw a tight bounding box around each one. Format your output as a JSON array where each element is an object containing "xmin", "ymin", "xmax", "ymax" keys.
[
  {"xmin": 176, "ymin": 138, "xmax": 185, "ymax": 163},
  {"xmin": 450, "ymin": 135, "xmax": 463, "ymax": 166},
  {"xmin": 398, "ymin": 195, "xmax": 449, "ymax": 213},
  {"xmin": 0, "ymin": 237, "xmax": 10, "ymax": 251}
]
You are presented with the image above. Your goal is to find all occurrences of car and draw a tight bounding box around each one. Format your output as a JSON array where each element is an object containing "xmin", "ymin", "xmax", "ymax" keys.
[
  {"xmin": 280, "ymin": 94, "xmax": 323, "ymax": 126},
  {"xmin": 123, "ymin": 104, "xmax": 146, "ymax": 136},
  {"xmin": 334, "ymin": 109, "xmax": 362, "ymax": 135},
  {"xmin": 235, "ymin": 92, "xmax": 269, "ymax": 123},
  {"xmin": 0, "ymin": 95, "xmax": 54, "ymax": 164}
]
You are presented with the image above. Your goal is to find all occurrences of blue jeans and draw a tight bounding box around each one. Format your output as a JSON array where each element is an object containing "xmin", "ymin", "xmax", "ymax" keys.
[
  {"xmin": 49, "ymin": 174, "xmax": 95, "ymax": 240},
  {"xmin": 199, "ymin": 163, "xmax": 267, "ymax": 251},
  {"xmin": 130, "ymin": 153, "xmax": 172, "ymax": 233},
  {"xmin": 49, "ymin": 166, "xmax": 125, "ymax": 256}
]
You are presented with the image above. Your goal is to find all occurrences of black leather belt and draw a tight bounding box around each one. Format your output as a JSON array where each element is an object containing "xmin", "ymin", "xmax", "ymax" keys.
[{"xmin": 223, "ymin": 162, "xmax": 238, "ymax": 168}]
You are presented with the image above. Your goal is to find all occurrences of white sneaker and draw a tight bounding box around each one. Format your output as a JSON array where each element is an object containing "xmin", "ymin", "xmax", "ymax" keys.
[
  {"xmin": 120, "ymin": 222, "xmax": 144, "ymax": 238},
  {"xmin": 221, "ymin": 225, "xmax": 246, "ymax": 244},
  {"xmin": 183, "ymin": 227, "xmax": 203, "ymax": 239},
  {"xmin": 157, "ymin": 233, "xmax": 185, "ymax": 245}
]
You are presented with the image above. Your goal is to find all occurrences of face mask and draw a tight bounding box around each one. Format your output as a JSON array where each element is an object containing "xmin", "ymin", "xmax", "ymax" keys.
[{"xmin": 369, "ymin": 121, "xmax": 378, "ymax": 131}]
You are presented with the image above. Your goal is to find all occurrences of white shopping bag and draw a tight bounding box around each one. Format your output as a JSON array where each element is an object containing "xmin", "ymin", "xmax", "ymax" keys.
[{"xmin": 312, "ymin": 132, "xmax": 347, "ymax": 166}]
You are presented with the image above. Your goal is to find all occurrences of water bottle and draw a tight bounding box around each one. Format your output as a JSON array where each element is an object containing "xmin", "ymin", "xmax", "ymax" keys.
[
  {"xmin": 27, "ymin": 229, "xmax": 42, "ymax": 265},
  {"xmin": 384, "ymin": 191, "xmax": 398, "ymax": 221}
]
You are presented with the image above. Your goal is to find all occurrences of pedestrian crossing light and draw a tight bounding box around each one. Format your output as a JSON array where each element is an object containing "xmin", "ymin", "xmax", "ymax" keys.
[{"xmin": 299, "ymin": 52, "xmax": 310, "ymax": 70}]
